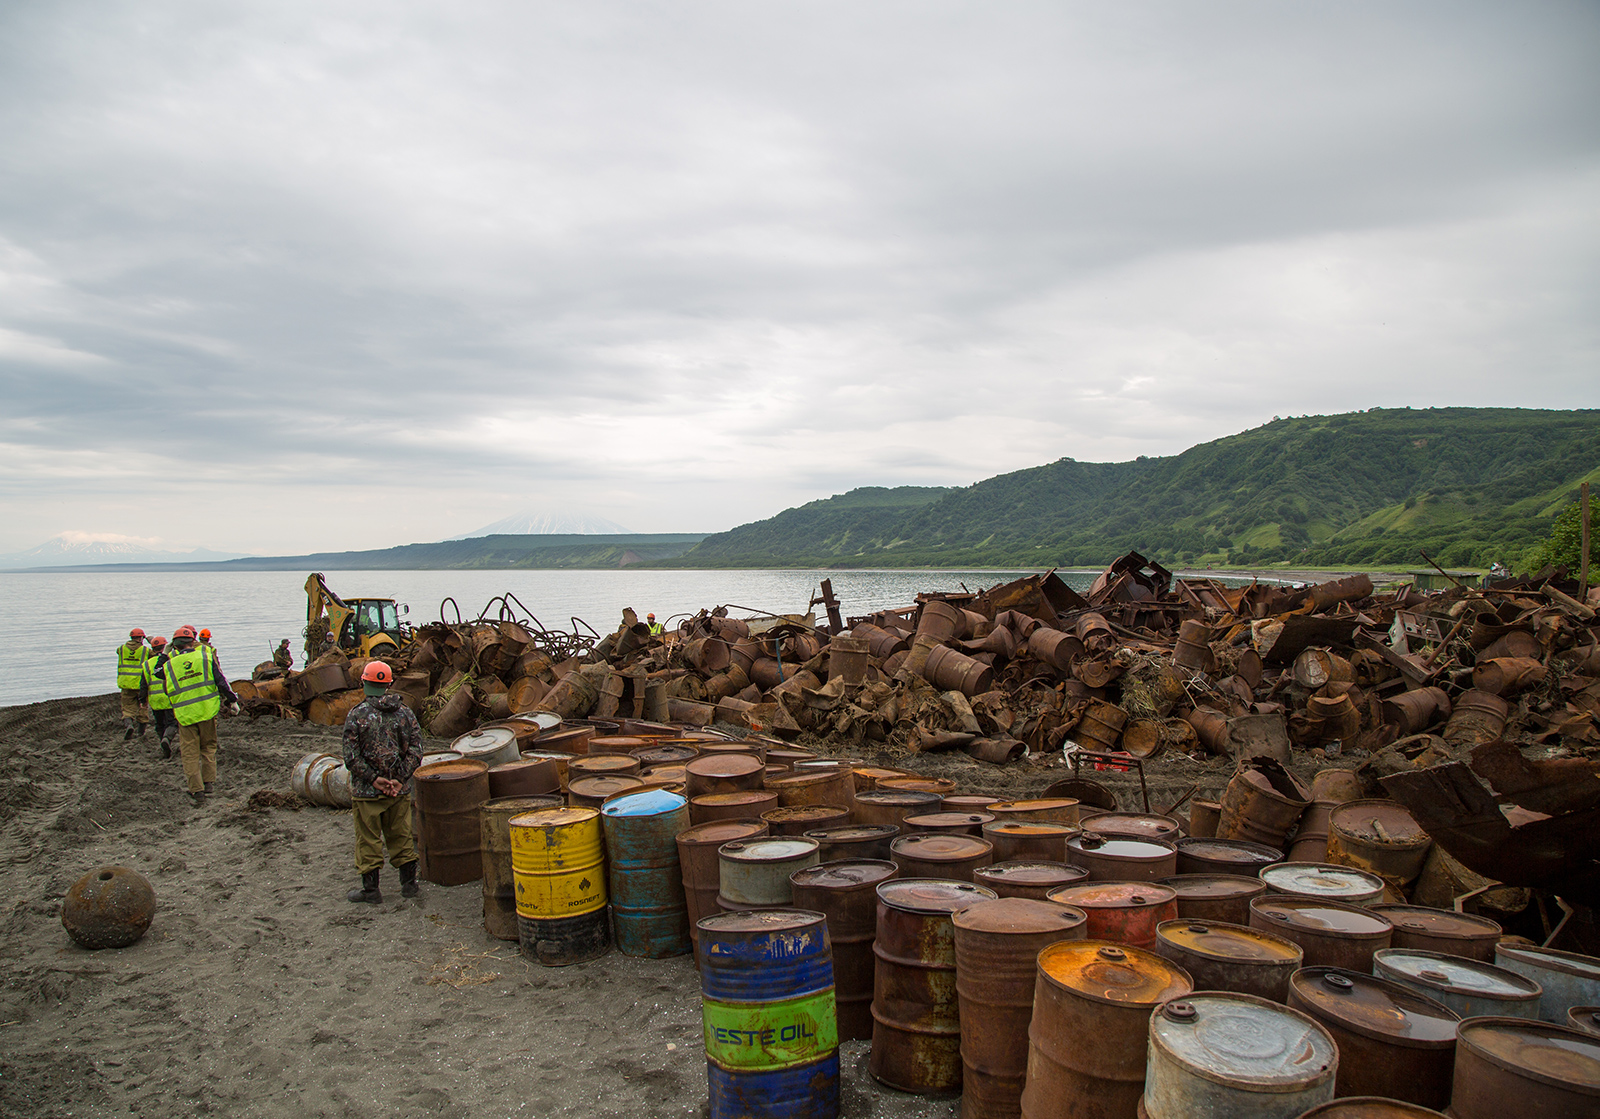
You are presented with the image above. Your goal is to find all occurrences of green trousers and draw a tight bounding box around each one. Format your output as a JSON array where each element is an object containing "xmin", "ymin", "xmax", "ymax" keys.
[{"xmin": 352, "ymin": 795, "xmax": 417, "ymax": 873}]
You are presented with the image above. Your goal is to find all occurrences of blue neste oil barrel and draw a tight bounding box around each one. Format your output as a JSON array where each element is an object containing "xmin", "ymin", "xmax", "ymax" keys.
[
  {"xmin": 699, "ymin": 910, "xmax": 840, "ymax": 1119},
  {"xmin": 601, "ymin": 786, "xmax": 692, "ymax": 958}
]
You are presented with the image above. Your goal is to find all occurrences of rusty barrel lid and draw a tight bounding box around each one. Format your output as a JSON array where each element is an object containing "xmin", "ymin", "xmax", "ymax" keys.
[
  {"xmin": 1251, "ymin": 896, "xmax": 1393, "ymax": 938},
  {"xmin": 989, "ymin": 796, "xmax": 1081, "ymax": 816},
  {"xmin": 1082, "ymin": 812, "xmax": 1182, "ymax": 842},
  {"xmin": 976, "ymin": 861, "xmax": 1088, "ymax": 890},
  {"xmin": 692, "ymin": 789, "xmax": 775, "ymax": 809},
  {"xmin": 416, "ymin": 757, "xmax": 490, "ymax": 781},
  {"xmin": 903, "ymin": 811, "xmax": 995, "ymax": 834},
  {"xmin": 634, "ymin": 743, "xmax": 699, "ymax": 766},
  {"xmin": 1149, "ymin": 991, "xmax": 1336, "ymax": 1088},
  {"xmin": 876, "ymin": 878, "xmax": 997, "ymax": 915},
  {"xmin": 685, "ymin": 753, "xmax": 765, "ymax": 779},
  {"xmin": 1047, "ymin": 882, "xmax": 1179, "ymax": 911},
  {"xmin": 1159, "ymin": 874, "xmax": 1269, "ymax": 902},
  {"xmin": 1068, "ymin": 835, "xmax": 1175, "ymax": 861},
  {"xmin": 1571, "ymin": 1007, "xmax": 1600, "ymax": 1038},
  {"xmin": 1373, "ymin": 948, "xmax": 1542, "ymax": 1003},
  {"xmin": 984, "ymin": 821, "xmax": 1078, "ymax": 838},
  {"xmin": 890, "ymin": 833, "xmax": 993, "ymax": 864},
  {"xmin": 1455, "ymin": 1017, "xmax": 1600, "ymax": 1092},
  {"xmin": 856, "ymin": 789, "xmax": 942, "ymax": 808},
  {"xmin": 953, "ymin": 895, "xmax": 1088, "ymax": 938},
  {"xmin": 508, "ymin": 805, "xmax": 599, "ymax": 829},
  {"xmin": 719, "ymin": 836, "xmax": 819, "ymax": 866},
  {"xmin": 877, "ymin": 776, "xmax": 957, "ymax": 794},
  {"xmin": 567, "ymin": 774, "xmax": 644, "ymax": 800},
  {"xmin": 453, "ymin": 725, "xmax": 519, "ymax": 755},
  {"xmin": 942, "ymin": 794, "xmax": 1001, "ymax": 812},
  {"xmin": 1175, "ymin": 837, "xmax": 1285, "ymax": 871},
  {"xmin": 1287, "ymin": 967, "xmax": 1459, "ymax": 1048},
  {"xmin": 767, "ymin": 747, "xmax": 819, "ymax": 765},
  {"xmin": 1156, "ymin": 920, "xmax": 1303, "ymax": 963},
  {"xmin": 805, "ymin": 824, "xmax": 899, "ymax": 844},
  {"xmin": 1261, "ymin": 862, "xmax": 1385, "ymax": 903},
  {"xmin": 1292, "ymin": 1097, "xmax": 1447, "ymax": 1117},
  {"xmin": 791, "ymin": 859, "xmax": 899, "ymax": 892},
  {"xmin": 1329, "ymin": 799, "xmax": 1429, "ymax": 847},
  {"xmin": 763, "ymin": 805, "xmax": 849, "ymax": 825},
  {"xmin": 1037, "ymin": 941, "xmax": 1192, "ymax": 1006},
  {"xmin": 679, "ymin": 819, "xmax": 769, "ymax": 848},
  {"xmin": 1368, "ymin": 904, "xmax": 1502, "ymax": 942}
]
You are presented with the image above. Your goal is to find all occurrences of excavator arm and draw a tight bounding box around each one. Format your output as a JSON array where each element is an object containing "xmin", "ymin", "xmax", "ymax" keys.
[{"xmin": 304, "ymin": 573, "xmax": 353, "ymax": 664}]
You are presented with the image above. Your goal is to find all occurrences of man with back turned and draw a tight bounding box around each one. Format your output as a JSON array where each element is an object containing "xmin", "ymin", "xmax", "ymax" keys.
[
  {"xmin": 341, "ymin": 661, "xmax": 423, "ymax": 904},
  {"xmin": 164, "ymin": 624, "xmax": 240, "ymax": 805}
]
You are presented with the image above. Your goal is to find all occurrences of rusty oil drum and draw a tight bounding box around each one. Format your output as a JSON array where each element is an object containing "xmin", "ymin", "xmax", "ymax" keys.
[
  {"xmin": 1250, "ymin": 895, "xmax": 1393, "ymax": 971},
  {"xmin": 685, "ymin": 754, "xmax": 766, "ymax": 799},
  {"xmin": 1065, "ymin": 835, "xmax": 1177, "ymax": 883},
  {"xmin": 1447, "ymin": 1016, "xmax": 1600, "ymax": 1119},
  {"xmin": 1152, "ymin": 919, "xmax": 1303, "ymax": 1003},
  {"xmin": 718, "ymin": 837, "xmax": 820, "ymax": 908},
  {"xmin": 804, "ymin": 824, "xmax": 899, "ymax": 863},
  {"xmin": 1366, "ymin": 904, "xmax": 1502, "ymax": 962},
  {"xmin": 1020, "ymin": 941, "xmax": 1192, "ymax": 1119},
  {"xmin": 600, "ymin": 787, "xmax": 691, "ymax": 958},
  {"xmin": 1081, "ymin": 813, "xmax": 1182, "ymax": 844},
  {"xmin": 480, "ymin": 794, "xmax": 563, "ymax": 940},
  {"xmin": 1260, "ymin": 862, "xmax": 1385, "ymax": 907},
  {"xmin": 763, "ymin": 805, "xmax": 850, "ymax": 836},
  {"xmin": 767, "ymin": 768, "xmax": 857, "ymax": 814},
  {"xmin": 891, "ymin": 833, "xmax": 994, "ymax": 883},
  {"xmin": 414, "ymin": 758, "xmax": 490, "ymax": 886},
  {"xmin": 1157, "ymin": 874, "xmax": 1268, "ymax": 926},
  {"xmin": 1372, "ymin": 948, "xmax": 1543, "ymax": 1020},
  {"xmin": 869, "ymin": 878, "xmax": 999, "ymax": 1095},
  {"xmin": 1142, "ymin": 992, "xmax": 1337, "ymax": 1119},
  {"xmin": 952, "ymin": 897, "xmax": 1088, "ymax": 1119},
  {"xmin": 905, "ymin": 811, "xmax": 995, "ymax": 836},
  {"xmin": 509, "ymin": 806, "xmax": 610, "ymax": 966},
  {"xmin": 854, "ymin": 790, "xmax": 942, "ymax": 829},
  {"xmin": 1286, "ymin": 967, "xmax": 1459, "ymax": 1109},
  {"xmin": 1173, "ymin": 837, "xmax": 1284, "ymax": 878},
  {"xmin": 789, "ymin": 859, "xmax": 899, "ymax": 1043},
  {"xmin": 690, "ymin": 789, "xmax": 780, "ymax": 827},
  {"xmin": 974, "ymin": 861, "xmax": 1088, "ymax": 900},
  {"xmin": 1046, "ymin": 882, "xmax": 1178, "ymax": 951},
  {"xmin": 982, "ymin": 821, "xmax": 1078, "ymax": 863},
  {"xmin": 987, "ymin": 797, "xmax": 1081, "ymax": 826},
  {"xmin": 678, "ymin": 819, "xmax": 768, "ymax": 963},
  {"xmin": 699, "ymin": 909, "xmax": 840, "ymax": 1119}
]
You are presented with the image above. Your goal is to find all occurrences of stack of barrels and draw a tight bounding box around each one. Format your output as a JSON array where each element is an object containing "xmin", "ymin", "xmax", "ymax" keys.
[{"xmin": 405, "ymin": 721, "xmax": 1600, "ymax": 1119}]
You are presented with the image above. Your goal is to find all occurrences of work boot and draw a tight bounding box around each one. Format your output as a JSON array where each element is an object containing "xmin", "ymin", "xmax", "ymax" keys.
[
  {"xmin": 160, "ymin": 737, "xmax": 172, "ymax": 760},
  {"xmin": 399, "ymin": 861, "xmax": 420, "ymax": 899},
  {"xmin": 347, "ymin": 870, "xmax": 382, "ymax": 904},
  {"xmin": 190, "ymin": 790, "xmax": 206, "ymax": 807},
  {"xmin": 123, "ymin": 718, "xmax": 136, "ymax": 741},
  {"xmin": 204, "ymin": 782, "xmax": 215, "ymax": 795}
]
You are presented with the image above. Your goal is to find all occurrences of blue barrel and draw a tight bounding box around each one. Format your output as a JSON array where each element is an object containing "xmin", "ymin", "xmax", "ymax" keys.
[
  {"xmin": 601, "ymin": 787, "xmax": 692, "ymax": 958},
  {"xmin": 699, "ymin": 910, "xmax": 840, "ymax": 1119}
]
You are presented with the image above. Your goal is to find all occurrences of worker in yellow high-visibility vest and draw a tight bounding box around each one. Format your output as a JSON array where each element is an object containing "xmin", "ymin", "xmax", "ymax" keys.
[
  {"xmin": 115, "ymin": 628, "xmax": 150, "ymax": 740},
  {"xmin": 139, "ymin": 635, "xmax": 178, "ymax": 759},
  {"xmin": 646, "ymin": 613, "xmax": 664, "ymax": 635},
  {"xmin": 164, "ymin": 625, "xmax": 241, "ymax": 806}
]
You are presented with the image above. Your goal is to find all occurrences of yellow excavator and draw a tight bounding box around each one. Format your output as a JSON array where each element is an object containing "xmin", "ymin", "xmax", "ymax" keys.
[{"xmin": 304, "ymin": 573, "xmax": 412, "ymax": 663}]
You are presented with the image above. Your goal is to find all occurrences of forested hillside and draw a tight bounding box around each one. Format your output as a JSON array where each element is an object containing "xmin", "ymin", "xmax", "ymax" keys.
[{"xmin": 674, "ymin": 408, "xmax": 1599, "ymax": 570}]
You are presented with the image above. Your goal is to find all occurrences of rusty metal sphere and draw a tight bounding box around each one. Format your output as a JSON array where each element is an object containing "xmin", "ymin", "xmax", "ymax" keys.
[{"xmin": 62, "ymin": 865, "xmax": 156, "ymax": 949}]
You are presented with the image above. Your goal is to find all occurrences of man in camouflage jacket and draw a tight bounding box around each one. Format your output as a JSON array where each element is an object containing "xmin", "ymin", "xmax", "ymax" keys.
[{"xmin": 341, "ymin": 662, "xmax": 423, "ymax": 904}]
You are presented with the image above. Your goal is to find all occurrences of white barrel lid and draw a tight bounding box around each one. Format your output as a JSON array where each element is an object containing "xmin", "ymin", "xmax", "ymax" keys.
[
  {"xmin": 1152, "ymin": 992, "xmax": 1336, "ymax": 1082},
  {"xmin": 1261, "ymin": 862, "xmax": 1382, "ymax": 897},
  {"xmin": 1377, "ymin": 949, "xmax": 1543, "ymax": 997}
]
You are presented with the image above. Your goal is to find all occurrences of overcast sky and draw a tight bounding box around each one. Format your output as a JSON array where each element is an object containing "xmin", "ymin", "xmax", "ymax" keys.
[{"xmin": 1, "ymin": 1, "xmax": 1596, "ymax": 556}]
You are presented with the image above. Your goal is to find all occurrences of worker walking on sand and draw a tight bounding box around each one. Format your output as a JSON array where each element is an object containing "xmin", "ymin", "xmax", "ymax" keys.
[
  {"xmin": 164, "ymin": 624, "xmax": 240, "ymax": 806},
  {"xmin": 139, "ymin": 635, "xmax": 179, "ymax": 758},
  {"xmin": 341, "ymin": 661, "xmax": 423, "ymax": 904},
  {"xmin": 116, "ymin": 628, "xmax": 151, "ymax": 740}
]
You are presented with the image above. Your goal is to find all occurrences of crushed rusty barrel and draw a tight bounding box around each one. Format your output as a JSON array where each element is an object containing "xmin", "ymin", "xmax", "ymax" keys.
[
  {"xmin": 1045, "ymin": 882, "xmax": 1178, "ymax": 951},
  {"xmin": 718, "ymin": 837, "xmax": 819, "ymax": 909},
  {"xmin": 891, "ymin": 834, "xmax": 994, "ymax": 883},
  {"xmin": 1373, "ymin": 948, "xmax": 1542, "ymax": 1020},
  {"xmin": 982, "ymin": 821, "xmax": 1077, "ymax": 863},
  {"xmin": 790, "ymin": 859, "xmax": 899, "ymax": 1042},
  {"xmin": 487, "ymin": 757, "xmax": 562, "ymax": 799},
  {"xmin": 1381, "ymin": 686, "xmax": 1451, "ymax": 735},
  {"xmin": 414, "ymin": 758, "xmax": 490, "ymax": 886},
  {"xmin": 1020, "ymin": 941, "xmax": 1193, "ymax": 1119},
  {"xmin": 1250, "ymin": 896, "xmax": 1393, "ymax": 971},
  {"xmin": 1218, "ymin": 767, "xmax": 1310, "ymax": 849},
  {"xmin": 685, "ymin": 754, "xmax": 766, "ymax": 799},
  {"xmin": 601, "ymin": 787, "xmax": 691, "ymax": 958},
  {"xmin": 519, "ymin": 749, "xmax": 571, "ymax": 791},
  {"xmin": 1172, "ymin": 619, "xmax": 1212, "ymax": 671},
  {"xmin": 509, "ymin": 806, "xmax": 610, "ymax": 966},
  {"xmin": 924, "ymin": 644, "xmax": 994, "ymax": 696},
  {"xmin": 1157, "ymin": 874, "xmax": 1268, "ymax": 925},
  {"xmin": 1173, "ymin": 837, "xmax": 1283, "ymax": 878},
  {"xmin": 1286, "ymin": 967, "xmax": 1459, "ymax": 1108},
  {"xmin": 690, "ymin": 789, "xmax": 780, "ymax": 827},
  {"xmin": 763, "ymin": 805, "xmax": 849, "ymax": 836},
  {"xmin": 975, "ymin": 861, "xmax": 1087, "ymax": 900},
  {"xmin": 828, "ymin": 634, "xmax": 870, "ymax": 685},
  {"xmin": 1152, "ymin": 919, "xmax": 1303, "ymax": 1003},
  {"xmin": 1260, "ymin": 862, "xmax": 1385, "ymax": 907},
  {"xmin": 869, "ymin": 878, "xmax": 999, "ymax": 1095},
  {"xmin": 1142, "ymin": 992, "xmax": 1337, "ymax": 1119},
  {"xmin": 679, "ymin": 819, "xmax": 769, "ymax": 962},
  {"xmin": 1082, "ymin": 813, "xmax": 1182, "ymax": 844},
  {"xmin": 567, "ymin": 773, "xmax": 644, "ymax": 810},
  {"xmin": 1448, "ymin": 1017, "xmax": 1600, "ymax": 1119},
  {"xmin": 480, "ymin": 794, "xmax": 563, "ymax": 941},
  {"xmin": 905, "ymin": 811, "xmax": 995, "ymax": 836},
  {"xmin": 1066, "ymin": 834, "xmax": 1177, "ymax": 883},
  {"xmin": 1444, "ymin": 688, "xmax": 1511, "ymax": 747},
  {"xmin": 1367, "ymin": 904, "xmax": 1501, "ymax": 962},
  {"xmin": 1188, "ymin": 799, "xmax": 1222, "ymax": 838},
  {"xmin": 1327, "ymin": 800, "xmax": 1432, "ymax": 893},
  {"xmin": 988, "ymin": 797, "xmax": 1081, "ymax": 826},
  {"xmin": 1075, "ymin": 699, "xmax": 1128, "ymax": 752},
  {"xmin": 699, "ymin": 909, "xmax": 840, "ymax": 1119},
  {"xmin": 855, "ymin": 790, "xmax": 942, "ymax": 829},
  {"xmin": 1494, "ymin": 943, "xmax": 1600, "ymax": 1023},
  {"xmin": 805, "ymin": 824, "xmax": 899, "ymax": 863},
  {"xmin": 953, "ymin": 898, "xmax": 1089, "ymax": 1118}
]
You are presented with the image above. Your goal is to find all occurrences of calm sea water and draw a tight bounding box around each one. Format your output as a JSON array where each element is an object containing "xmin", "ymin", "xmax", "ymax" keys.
[{"xmin": 0, "ymin": 568, "xmax": 1057, "ymax": 707}]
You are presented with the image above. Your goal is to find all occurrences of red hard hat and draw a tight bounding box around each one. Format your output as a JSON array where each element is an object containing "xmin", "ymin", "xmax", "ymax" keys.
[
  {"xmin": 173, "ymin": 625, "xmax": 197, "ymax": 640},
  {"xmin": 361, "ymin": 661, "xmax": 393, "ymax": 685},
  {"xmin": 150, "ymin": 635, "xmax": 168, "ymax": 647},
  {"xmin": 647, "ymin": 613, "xmax": 655, "ymax": 619},
  {"xmin": 199, "ymin": 628, "xmax": 211, "ymax": 640},
  {"xmin": 130, "ymin": 628, "xmax": 145, "ymax": 638}
]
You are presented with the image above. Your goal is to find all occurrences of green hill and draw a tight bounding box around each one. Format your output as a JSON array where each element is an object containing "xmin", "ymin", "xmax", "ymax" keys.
[{"xmin": 672, "ymin": 408, "xmax": 1600, "ymax": 570}]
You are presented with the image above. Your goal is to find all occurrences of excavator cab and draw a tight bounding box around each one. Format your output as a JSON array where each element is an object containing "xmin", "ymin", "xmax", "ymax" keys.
[
  {"xmin": 342, "ymin": 598, "xmax": 407, "ymax": 656},
  {"xmin": 305, "ymin": 573, "xmax": 411, "ymax": 662}
]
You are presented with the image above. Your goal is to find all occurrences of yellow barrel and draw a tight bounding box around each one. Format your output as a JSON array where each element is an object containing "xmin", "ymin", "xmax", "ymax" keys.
[{"xmin": 509, "ymin": 807, "xmax": 610, "ymax": 966}]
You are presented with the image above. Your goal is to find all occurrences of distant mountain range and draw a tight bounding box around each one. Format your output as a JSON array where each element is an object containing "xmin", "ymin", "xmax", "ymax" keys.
[
  {"xmin": 449, "ymin": 510, "xmax": 631, "ymax": 538},
  {"xmin": 0, "ymin": 534, "xmax": 249, "ymax": 569}
]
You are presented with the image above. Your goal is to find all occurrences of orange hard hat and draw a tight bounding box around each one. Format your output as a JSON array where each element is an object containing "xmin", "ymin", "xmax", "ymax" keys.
[
  {"xmin": 173, "ymin": 625, "xmax": 197, "ymax": 640},
  {"xmin": 150, "ymin": 635, "xmax": 167, "ymax": 647},
  {"xmin": 361, "ymin": 661, "xmax": 393, "ymax": 685},
  {"xmin": 199, "ymin": 628, "xmax": 211, "ymax": 640},
  {"xmin": 647, "ymin": 613, "xmax": 655, "ymax": 619},
  {"xmin": 130, "ymin": 628, "xmax": 145, "ymax": 638}
]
